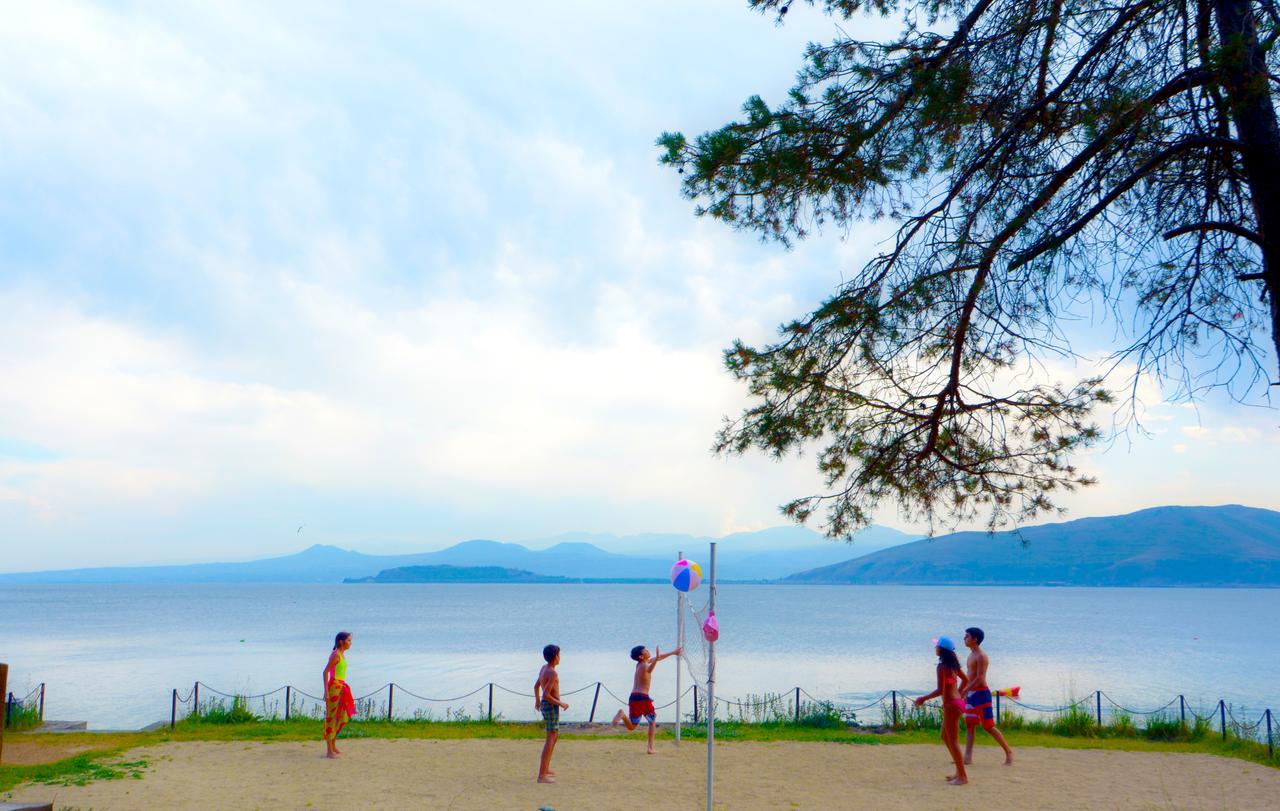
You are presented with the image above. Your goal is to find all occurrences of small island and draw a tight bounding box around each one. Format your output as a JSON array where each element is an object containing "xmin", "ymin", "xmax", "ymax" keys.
[{"xmin": 344, "ymin": 565, "xmax": 574, "ymax": 584}]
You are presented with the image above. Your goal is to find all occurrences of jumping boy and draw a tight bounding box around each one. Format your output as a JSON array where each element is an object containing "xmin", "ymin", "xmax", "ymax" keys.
[
  {"xmin": 611, "ymin": 644, "xmax": 682, "ymax": 754},
  {"xmin": 962, "ymin": 627, "xmax": 1014, "ymax": 766},
  {"xmin": 534, "ymin": 643, "xmax": 569, "ymax": 783}
]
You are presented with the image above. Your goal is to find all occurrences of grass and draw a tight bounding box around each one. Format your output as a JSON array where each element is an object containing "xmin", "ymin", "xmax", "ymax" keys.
[
  {"xmin": 3, "ymin": 702, "xmax": 43, "ymax": 733},
  {"xmin": 0, "ymin": 752, "xmax": 147, "ymax": 794},
  {"xmin": 3, "ymin": 700, "xmax": 1275, "ymax": 795}
]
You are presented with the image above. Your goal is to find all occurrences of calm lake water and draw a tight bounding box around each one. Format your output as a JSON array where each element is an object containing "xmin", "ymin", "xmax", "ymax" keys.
[{"xmin": 2, "ymin": 583, "xmax": 1277, "ymax": 729}]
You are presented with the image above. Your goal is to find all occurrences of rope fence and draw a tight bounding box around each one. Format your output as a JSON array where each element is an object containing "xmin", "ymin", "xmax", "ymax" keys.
[{"xmin": 159, "ymin": 679, "xmax": 1277, "ymax": 755}]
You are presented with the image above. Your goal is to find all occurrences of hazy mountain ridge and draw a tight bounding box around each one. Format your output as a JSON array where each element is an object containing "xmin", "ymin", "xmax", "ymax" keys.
[
  {"xmin": 783, "ymin": 505, "xmax": 1280, "ymax": 586},
  {"xmin": 0, "ymin": 524, "xmax": 915, "ymax": 583}
]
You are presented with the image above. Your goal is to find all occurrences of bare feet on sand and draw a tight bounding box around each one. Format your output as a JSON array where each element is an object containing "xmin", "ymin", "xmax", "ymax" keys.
[
  {"xmin": 537, "ymin": 775, "xmax": 557, "ymax": 784},
  {"xmin": 1005, "ymin": 752, "xmax": 1015, "ymax": 765},
  {"xmin": 947, "ymin": 776, "xmax": 968, "ymax": 786}
]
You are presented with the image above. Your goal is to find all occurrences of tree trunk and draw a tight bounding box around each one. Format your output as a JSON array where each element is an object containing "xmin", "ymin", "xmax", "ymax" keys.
[{"xmin": 1214, "ymin": 0, "xmax": 1280, "ymax": 378}]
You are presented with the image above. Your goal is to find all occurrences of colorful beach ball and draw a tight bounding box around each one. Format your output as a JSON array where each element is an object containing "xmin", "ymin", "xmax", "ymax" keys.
[{"xmin": 670, "ymin": 559, "xmax": 702, "ymax": 592}]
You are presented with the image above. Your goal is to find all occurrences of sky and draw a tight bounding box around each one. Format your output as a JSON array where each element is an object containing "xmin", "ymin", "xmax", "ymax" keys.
[{"xmin": 1, "ymin": 1, "xmax": 1277, "ymax": 571}]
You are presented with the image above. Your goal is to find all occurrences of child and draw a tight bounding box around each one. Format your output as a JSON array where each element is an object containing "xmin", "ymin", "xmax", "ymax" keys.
[
  {"xmin": 914, "ymin": 636, "xmax": 969, "ymax": 786},
  {"xmin": 533, "ymin": 644, "xmax": 568, "ymax": 783},
  {"xmin": 611, "ymin": 644, "xmax": 682, "ymax": 754},
  {"xmin": 962, "ymin": 627, "xmax": 1014, "ymax": 766},
  {"xmin": 322, "ymin": 631, "xmax": 356, "ymax": 759}
]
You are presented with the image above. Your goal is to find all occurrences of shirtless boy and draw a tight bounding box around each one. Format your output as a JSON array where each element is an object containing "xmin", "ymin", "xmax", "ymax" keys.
[
  {"xmin": 534, "ymin": 644, "xmax": 569, "ymax": 783},
  {"xmin": 962, "ymin": 627, "xmax": 1014, "ymax": 765},
  {"xmin": 611, "ymin": 644, "xmax": 682, "ymax": 754}
]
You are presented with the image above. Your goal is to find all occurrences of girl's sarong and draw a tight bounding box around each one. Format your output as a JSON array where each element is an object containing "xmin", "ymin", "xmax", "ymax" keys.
[{"xmin": 324, "ymin": 679, "xmax": 356, "ymax": 741}]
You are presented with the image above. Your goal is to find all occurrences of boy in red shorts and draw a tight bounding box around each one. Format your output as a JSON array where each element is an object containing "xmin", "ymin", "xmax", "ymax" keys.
[{"xmin": 611, "ymin": 644, "xmax": 681, "ymax": 754}]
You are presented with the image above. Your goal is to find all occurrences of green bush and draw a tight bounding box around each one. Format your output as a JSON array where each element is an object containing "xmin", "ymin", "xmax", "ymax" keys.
[
  {"xmin": 4, "ymin": 700, "xmax": 42, "ymax": 732},
  {"xmin": 189, "ymin": 696, "xmax": 259, "ymax": 724},
  {"xmin": 1051, "ymin": 704, "xmax": 1097, "ymax": 737}
]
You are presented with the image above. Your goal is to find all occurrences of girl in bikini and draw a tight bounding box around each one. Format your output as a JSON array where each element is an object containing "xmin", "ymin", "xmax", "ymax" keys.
[{"xmin": 914, "ymin": 635, "xmax": 969, "ymax": 785}]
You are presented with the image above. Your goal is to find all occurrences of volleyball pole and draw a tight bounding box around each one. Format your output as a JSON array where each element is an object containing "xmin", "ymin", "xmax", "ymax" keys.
[
  {"xmin": 675, "ymin": 549, "xmax": 683, "ymax": 745},
  {"xmin": 706, "ymin": 541, "xmax": 716, "ymax": 811}
]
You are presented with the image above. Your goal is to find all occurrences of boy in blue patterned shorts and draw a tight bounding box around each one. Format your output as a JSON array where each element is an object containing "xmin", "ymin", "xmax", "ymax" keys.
[
  {"xmin": 534, "ymin": 644, "xmax": 569, "ymax": 783},
  {"xmin": 963, "ymin": 627, "xmax": 1014, "ymax": 766}
]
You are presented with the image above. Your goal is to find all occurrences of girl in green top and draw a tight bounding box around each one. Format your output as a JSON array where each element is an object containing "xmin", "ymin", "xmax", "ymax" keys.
[{"xmin": 323, "ymin": 631, "xmax": 355, "ymax": 758}]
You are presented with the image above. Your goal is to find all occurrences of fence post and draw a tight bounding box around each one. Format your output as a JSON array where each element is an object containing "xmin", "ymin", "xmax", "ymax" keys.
[
  {"xmin": 171, "ymin": 688, "xmax": 177, "ymax": 731},
  {"xmin": 1180, "ymin": 695, "xmax": 1186, "ymax": 727},
  {"xmin": 193, "ymin": 682, "xmax": 200, "ymax": 717},
  {"xmin": 1266, "ymin": 709, "xmax": 1272, "ymax": 758},
  {"xmin": 995, "ymin": 691, "xmax": 1001, "ymax": 725},
  {"xmin": 387, "ymin": 684, "xmax": 394, "ymax": 722},
  {"xmin": 588, "ymin": 682, "xmax": 601, "ymax": 724},
  {"xmin": 285, "ymin": 686, "xmax": 291, "ymax": 721},
  {"xmin": 891, "ymin": 691, "xmax": 899, "ymax": 727},
  {"xmin": 693, "ymin": 685, "xmax": 699, "ymax": 724},
  {"xmin": 794, "ymin": 687, "xmax": 800, "ymax": 724},
  {"xmin": 1220, "ymin": 700, "xmax": 1226, "ymax": 741},
  {"xmin": 487, "ymin": 682, "xmax": 494, "ymax": 723},
  {"xmin": 0, "ymin": 662, "xmax": 8, "ymax": 765},
  {"xmin": 4, "ymin": 692, "xmax": 12, "ymax": 729},
  {"xmin": 1095, "ymin": 691, "xmax": 1102, "ymax": 727}
]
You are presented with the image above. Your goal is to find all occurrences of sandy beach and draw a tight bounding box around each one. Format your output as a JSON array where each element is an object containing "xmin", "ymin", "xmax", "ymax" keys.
[{"xmin": 11, "ymin": 738, "xmax": 1279, "ymax": 810}]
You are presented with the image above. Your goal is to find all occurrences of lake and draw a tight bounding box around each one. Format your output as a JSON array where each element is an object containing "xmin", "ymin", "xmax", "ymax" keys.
[{"xmin": 2, "ymin": 583, "xmax": 1276, "ymax": 729}]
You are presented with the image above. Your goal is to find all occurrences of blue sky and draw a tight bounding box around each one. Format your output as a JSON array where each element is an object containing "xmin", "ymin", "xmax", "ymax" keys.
[{"xmin": 1, "ymin": 1, "xmax": 1276, "ymax": 570}]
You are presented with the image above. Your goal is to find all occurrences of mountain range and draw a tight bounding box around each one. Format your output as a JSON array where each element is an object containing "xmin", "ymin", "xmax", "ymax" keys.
[
  {"xmin": 0, "ymin": 525, "xmax": 916, "ymax": 583},
  {"xmin": 3, "ymin": 505, "xmax": 1276, "ymax": 586},
  {"xmin": 784, "ymin": 505, "xmax": 1280, "ymax": 586}
]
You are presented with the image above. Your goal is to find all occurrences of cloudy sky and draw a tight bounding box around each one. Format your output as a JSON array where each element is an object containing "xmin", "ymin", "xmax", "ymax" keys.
[{"xmin": 1, "ymin": 1, "xmax": 1276, "ymax": 571}]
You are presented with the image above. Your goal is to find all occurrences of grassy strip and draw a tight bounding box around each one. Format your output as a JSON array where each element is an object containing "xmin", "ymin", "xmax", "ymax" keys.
[
  {"xmin": 0, "ymin": 751, "xmax": 147, "ymax": 794},
  {"xmin": 3, "ymin": 714, "xmax": 1275, "ymax": 794}
]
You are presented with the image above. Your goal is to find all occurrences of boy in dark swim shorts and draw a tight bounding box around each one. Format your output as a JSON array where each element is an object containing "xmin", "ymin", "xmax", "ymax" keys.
[
  {"xmin": 611, "ymin": 643, "xmax": 681, "ymax": 754},
  {"xmin": 534, "ymin": 644, "xmax": 569, "ymax": 783},
  {"xmin": 963, "ymin": 627, "xmax": 1014, "ymax": 766}
]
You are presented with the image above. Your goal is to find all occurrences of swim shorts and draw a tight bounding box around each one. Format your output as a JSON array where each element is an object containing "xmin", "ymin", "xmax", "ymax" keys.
[
  {"xmin": 540, "ymin": 699, "xmax": 560, "ymax": 732},
  {"xmin": 965, "ymin": 689, "xmax": 995, "ymax": 729},
  {"xmin": 628, "ymin": 692, "xmax": 656, "ymax": 725}
]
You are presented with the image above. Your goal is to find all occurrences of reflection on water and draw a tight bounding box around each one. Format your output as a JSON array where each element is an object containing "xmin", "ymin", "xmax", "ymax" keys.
[{"xmin": 2, "ymin": 583, "xmax": 1276, "ymax": 728}]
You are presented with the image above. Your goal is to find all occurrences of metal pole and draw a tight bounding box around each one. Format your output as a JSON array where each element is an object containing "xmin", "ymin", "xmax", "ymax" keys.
[
  {"xmin": 194, "ymin": 682, "xmax": 200, "ymax": 718},
  {"xmin": 1266, "ymin": 709, "xmax": 1272, "ymax": 758},
  {"xmin": 706, "ymin": 541, "xmax": 716, "ymax": 811},
  {"xmin": 488, "ymin": 682, "xmax": 494, "ymax": 723},
  {"xmin": 1096, "ymin": 691, "xmax": 1102, "ymax": 727},
  {"xmin": 0, "ymin": 662, "xmax": 8, "ymax": 765},
  {"xmin": 892, "ymin": 690, "xmax": 899, "ymax": 727},
  {"xmin": 1264, "ymin": 706, "xmax": 1274, "ymax": 757},
  {"xmin": 39, "ymin": 683, "xmax": 45, "ymax": 721},
  {"xmin": 795, "ymin": 687, "xmax": 800, "ymax": 724},
  {"xmin": 285, "ymin": 686, "xmax": 292, "ymax": 721},
  {"xmin": 4, "ymin": 692, "xmax": 11, "ymax": 729},
  {"xmin": 171, "ymin": 688, "xmax": 177, "ymax": 731},
  {"xmin": 676, "ymin": 550, "xmax": 683, "ymax": 745},
  {"xmin": 387, "ymin": 684, "xmax": 394, "ymax": 721},
  {"xmin": 1220, "ymin": 700, "xmax": 1226, "ymax": 741},
  {"xmin": 693, "ymin": 685, "xmax": 699, "ymax": 724},
  {"xmin": 589, "ymin": 682, "xmax": 601, "ymax": 724},
  {"xmin": 1180, "ymin": 695, "xmax": 1186, "ymax": 727}
]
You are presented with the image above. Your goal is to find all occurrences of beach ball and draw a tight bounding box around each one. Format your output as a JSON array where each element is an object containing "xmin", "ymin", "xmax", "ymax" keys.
[{"xmin": 670, "ymin": 559, "xmax": 702, "ymax": 592}]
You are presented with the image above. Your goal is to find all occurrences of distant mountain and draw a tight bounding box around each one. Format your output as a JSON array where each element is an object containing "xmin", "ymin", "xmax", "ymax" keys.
[
  {"xmin": 0, "ymin": 524, "xmax": 918, "ymax": 584},
  {"xmin": 0, "ymin": 541, "xmax": 673, "ymax": 584},
  {"xmin": 525, "ymin": 524, "xmax": 920, "ymax": 580},
  {"xmin": 783, "ymin": 505, "xmax": 1280, "ymax": 587},
  {"xmin": 344, "ymin": 565, "xmax": 573, "ymax": 584}
]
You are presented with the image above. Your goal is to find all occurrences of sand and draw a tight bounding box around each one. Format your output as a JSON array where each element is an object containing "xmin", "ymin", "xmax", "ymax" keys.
[{"xmin": 10, "ymin": 738, "xmax": 1280, "ymax": 810}]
